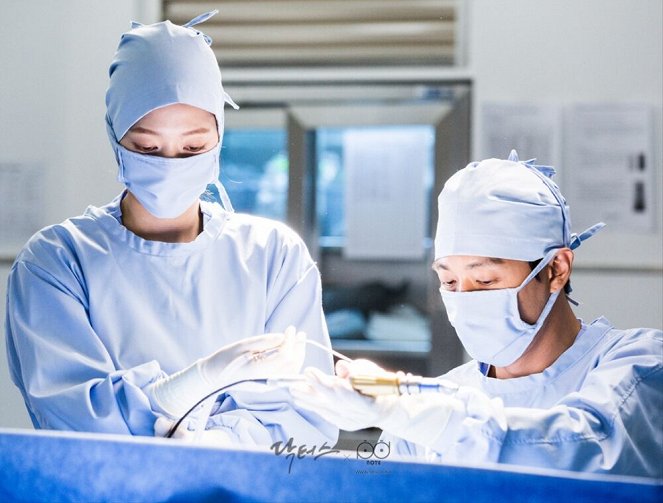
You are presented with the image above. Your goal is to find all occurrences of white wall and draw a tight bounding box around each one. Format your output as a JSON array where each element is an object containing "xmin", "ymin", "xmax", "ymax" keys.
[
  {"xmin": 468, "ymin": 0, "xmax": 663, "ymax": 329},
  {"xmin": 0, "ymin": 0, "xmax": 157, "ymax": 428},
  {"xmin": 1, "ymin": 0, "xmax": 661, "ymax": 429}
]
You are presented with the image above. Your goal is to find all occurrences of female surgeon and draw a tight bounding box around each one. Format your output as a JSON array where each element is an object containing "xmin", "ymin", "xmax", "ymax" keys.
[{"xmin": 5, "ymin": 11, "xmax": 337, "ymax": 448}]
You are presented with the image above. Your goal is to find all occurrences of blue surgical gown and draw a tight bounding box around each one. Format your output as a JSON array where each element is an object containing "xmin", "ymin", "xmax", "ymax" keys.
[
  {"xmin": 384, "ymin": 318, "xmax": 663, "ymax": 478},
  {"xmin": 5, "ymin": 194, "xmax": 338, "ymax": 446}
]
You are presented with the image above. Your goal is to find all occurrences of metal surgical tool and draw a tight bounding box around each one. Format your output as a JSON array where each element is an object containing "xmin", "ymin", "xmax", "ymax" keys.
[{"xmin": 349, "ymin": 373, "xmax": 459, "ymax": 397}]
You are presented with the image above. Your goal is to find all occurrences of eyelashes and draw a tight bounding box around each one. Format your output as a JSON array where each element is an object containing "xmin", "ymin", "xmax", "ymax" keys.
[
  {"xmin": 185, "ymin": 145, "xmax": 205, "ymax": 153},
  {"xmin": 132, "ymin": 144, "xmax": 207, "ymax": 155},
  {"xmin": 135, "ymin": 145, "xmax": 158, "ymax": 153},
  {"xmin": 440, "ymin": 279, "xmax": 498, "ymax": 291}
]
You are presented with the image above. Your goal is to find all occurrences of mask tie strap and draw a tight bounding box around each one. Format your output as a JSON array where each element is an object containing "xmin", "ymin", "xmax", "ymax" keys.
[
  {"xmin": 565, "ymin": 222, "xmax": 606, "ymax": 303},
  {"xmin": 105, "ymin": 115, "xmax": 125, "ymax": 181},
  {"xmin": 514, "ymin": 148, "xmax": 606, "ymax": 252},
  {"xmin": 569, "ymin": 222, "xmax": 606, "ymax": 250},
  {"xmin": 183, "ymin": 10, "xmax": 218, "ymax": 28},
  {"xmin": 519, "ymin": 248, "xmax": 559, "ymax": 291},
  {"xmin": 223, "ymin": 91, "xmax": 240, "ymax": 110},
  {"xmin": 183, "ymin": 10, "xmax": 218, "ymax": 45},
  {"xmin": 212, "ymin": 180, "xmax": 235, "ymax": 213}
]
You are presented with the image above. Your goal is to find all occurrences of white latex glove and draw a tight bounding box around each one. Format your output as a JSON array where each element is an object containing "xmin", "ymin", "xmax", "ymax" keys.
[
  {"xmin": 334, "ymin": 358, "xmax": 387, "ymax": 379},
  {"xmin": 290, "ymin": 366, "xmax": 395, "ymax": 431},
  {"xmin": 146, "ymin": 326, "xmax": 306, "ymax": 419},
  {"xmin": 291, "ymin": 365, "xmax": 465, "ymax": 448}
]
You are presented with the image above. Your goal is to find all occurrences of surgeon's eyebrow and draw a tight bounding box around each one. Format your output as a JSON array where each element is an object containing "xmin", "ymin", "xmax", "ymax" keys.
[
  {"xmin": 128, "ymin": 126, "xmax": 158, "ymax": 135},
  {"xmin": 128, "ymin": 126, "xmax": 213, "ymax": 136},
  {"xmin": 432, "ymin": 257, "xmax": 504, "ymax": 272},
  {"xmin": 182, "ymin": 127, "xmax": 214, "ymax": 136},
  {"xmin": 465, "ymin": 258, "xmax": 504, "ymax": 269}
]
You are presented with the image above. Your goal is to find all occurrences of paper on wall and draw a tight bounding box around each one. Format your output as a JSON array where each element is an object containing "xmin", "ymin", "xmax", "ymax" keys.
[
  {"xmin": 481, "ymin": 103, "xmax": 561, "ymax": 166},
  {"xmin": 564, "ymin": 104, "xmax": 655, "ymax": 233},
  {"xmin": 343, "ymin": 128, "xmax": 432, "ymax": 260},
  {"xmin": 0, "ymin": 162, "xmax": 44, "ymax": 257}
]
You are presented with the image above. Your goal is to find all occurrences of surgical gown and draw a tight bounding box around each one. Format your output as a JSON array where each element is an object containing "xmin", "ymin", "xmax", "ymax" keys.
[
  {"xmin": 384, "ymin": 318, "xmax": 663, "ymax": 478},
  {"xmin": 5, "ymin": 194, "xmax": 338, "ymax": 446}
]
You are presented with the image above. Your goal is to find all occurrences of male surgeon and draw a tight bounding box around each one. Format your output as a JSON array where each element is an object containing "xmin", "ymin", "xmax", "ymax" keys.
[{"xmin": 291, "ymin": 151, "xmax": 663, "ymax": 478}]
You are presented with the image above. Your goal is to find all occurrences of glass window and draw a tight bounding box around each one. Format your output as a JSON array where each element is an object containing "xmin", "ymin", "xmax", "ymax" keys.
[
  {"xmin": 316, "ymin": 125, "xmax": 435, "ymax": 247},
  {"xmin": 220, "ymin": 129, "xmax": 288, "ymax": 221}
]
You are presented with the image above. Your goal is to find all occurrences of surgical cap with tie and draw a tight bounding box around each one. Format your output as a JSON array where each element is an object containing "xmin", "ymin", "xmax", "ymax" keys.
[
  {"xmin": 434, "ymin": 150, "xmax": 605, "ymax": 261},
  {"xmin": 105, "ymin": 10, "xmax": 238, "ymax": 143}
]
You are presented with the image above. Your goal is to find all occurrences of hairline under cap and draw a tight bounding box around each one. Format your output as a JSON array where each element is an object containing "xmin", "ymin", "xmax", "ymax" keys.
[{"xmin": 115, "ymin": 100, "xmax": 221, "ymax": 141}]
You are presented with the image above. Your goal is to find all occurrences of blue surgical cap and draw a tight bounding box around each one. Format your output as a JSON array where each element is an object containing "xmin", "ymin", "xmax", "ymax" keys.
[
  {"xmin": 105, "ymin": 10, "xmax": 237, "ymax": 143},
  {"xmin": 434, "ymin": 150, "xmax": 605, "ymax": 261}
]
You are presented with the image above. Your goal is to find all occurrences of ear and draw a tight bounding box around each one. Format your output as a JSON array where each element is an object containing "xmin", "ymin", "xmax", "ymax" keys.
[{"xmin": 548, "ymin": 248, "xmax": 574, "ymax": 293}]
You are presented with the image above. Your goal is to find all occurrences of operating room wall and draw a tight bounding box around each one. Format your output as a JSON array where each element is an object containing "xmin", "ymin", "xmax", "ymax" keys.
[
  {"xmin": 0, "ymin": 0, "xmax": 158, "ymax": 428},
  {"xmin": 0, "ymin": 0, "xmax": 661, "ymax": 430},
  {"xmin": 468, "ymin": 0, "xmax": 663, "ymax": 331}
]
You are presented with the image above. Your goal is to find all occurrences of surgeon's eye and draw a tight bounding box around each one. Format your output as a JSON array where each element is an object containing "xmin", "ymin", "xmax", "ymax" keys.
[
  {"xmin": 440, "ymin": 280, "xmax": 456, "ymax": 290},
  {"xmin": 135, "ymin": 145, "xmax": 158, "ymax": 153},
  {"xmin": 185, "ymin": 145, "xmax": 205, "ymax": 153},
  {"xmin": 476, "ymin": 279, "xmax": 497, "ymax": 288}
]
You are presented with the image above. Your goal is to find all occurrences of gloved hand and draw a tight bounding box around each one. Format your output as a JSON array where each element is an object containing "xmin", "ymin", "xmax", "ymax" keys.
[
  {"xmin": 290, "ymin": 363, "xmax": 465, "ymax": 449},
  {"xmin": 146, "ymin": 326, "xmax": 306, "ymax": 419},
  {"xmin": 334, "ymin": 358, "xmax": 387, "ymax": 379},
  {"xmin": 290, "ymin": 366, "xmax": 396, "ymax": 431}
]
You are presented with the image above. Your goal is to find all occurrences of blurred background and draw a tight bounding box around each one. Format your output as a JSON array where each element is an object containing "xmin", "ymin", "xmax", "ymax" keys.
[{"xmin": 1, "ymin": 0, "xmax": 661, "ymax": 429}]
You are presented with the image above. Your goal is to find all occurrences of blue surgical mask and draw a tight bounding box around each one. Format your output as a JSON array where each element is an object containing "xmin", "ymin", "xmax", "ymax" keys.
[
  {"xmin": 439, "ymin": 250, "xmax": 560, "ymax": 367},
  {"xmin": 116, "ymin": 142, "xmax": 220, "ymax": 219}
]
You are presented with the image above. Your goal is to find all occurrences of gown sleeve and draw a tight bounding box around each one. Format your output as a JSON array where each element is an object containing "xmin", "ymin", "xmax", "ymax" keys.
[
  {"xmin": 383, "ymin": 330, "xmax": 663, "ymax": 478},
  {"xmin": 6, "ymin": 222, "xmax": 338, "ymax": 446},
  {"xmin": 6, "ymin": 258, "xmax": 165, "ymax": 435},
  {"xmin": 205, "ymin": 229, "xmax": 339, "ymax": 447}
]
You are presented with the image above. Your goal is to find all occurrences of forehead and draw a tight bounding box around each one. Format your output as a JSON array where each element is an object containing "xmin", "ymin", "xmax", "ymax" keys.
[
  {"xmin": 128, "ymin": 103, "xmax": 216, "ymax": 132},
  {"xmin": 433, "ymin": 255, "xmax": 528, "ymax": 273}
]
